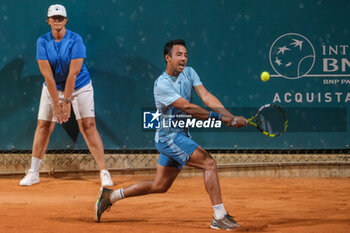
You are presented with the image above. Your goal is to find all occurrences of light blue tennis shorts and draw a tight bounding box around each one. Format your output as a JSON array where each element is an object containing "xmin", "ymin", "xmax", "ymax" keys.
[{"xmin": 155, "ymin": 132, "xmax": 199, "ymax": 170}]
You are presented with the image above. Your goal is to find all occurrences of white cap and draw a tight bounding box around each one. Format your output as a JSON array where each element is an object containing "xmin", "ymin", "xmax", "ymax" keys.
[{"xmin": 47, "ymin": 4, "xmax": 67, "ymax": 17}]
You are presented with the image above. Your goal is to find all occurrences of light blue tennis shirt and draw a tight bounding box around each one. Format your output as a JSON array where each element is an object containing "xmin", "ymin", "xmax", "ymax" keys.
[
  {"xmin": 154, "ymin": 67, "xmax": 203, "ymax": 143},
  {"xmin": 36, "ymin": 29, "xmax": 91, "ymax": 91}
]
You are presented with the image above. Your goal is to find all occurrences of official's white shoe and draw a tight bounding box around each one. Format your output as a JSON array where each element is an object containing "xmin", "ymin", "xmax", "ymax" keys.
[
  {"xmin": 19, "ymin": 169, "xmax": 40, "ymax": 186},
  {"xmin": 100, "ymin": 169, "xmax": 114, "ymax": 187}
]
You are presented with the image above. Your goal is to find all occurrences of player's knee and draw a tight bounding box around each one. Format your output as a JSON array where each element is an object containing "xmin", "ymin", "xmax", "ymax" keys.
[
  {"xmin": 152, "ymin": 184, "xmax": 170, "ymax": 193},
  {"xmin": 204, "ymin": 157, "xmax": 217, "ymax": 171}
]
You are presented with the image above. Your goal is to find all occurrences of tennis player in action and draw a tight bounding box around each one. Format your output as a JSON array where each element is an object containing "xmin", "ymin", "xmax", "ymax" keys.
[
  {"xmin": 19, "ymin": 4, "xmax": 113, "ymax": 187},
  {"xmin": 95, "ymin": 39, "xmax": 246, "ymax": 230}
]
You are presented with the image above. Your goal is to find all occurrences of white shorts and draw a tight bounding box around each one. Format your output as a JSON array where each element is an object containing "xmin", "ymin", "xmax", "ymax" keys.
[{"xmin": 38, "ymin": 82, "xmax": 95, "ymax": 121}]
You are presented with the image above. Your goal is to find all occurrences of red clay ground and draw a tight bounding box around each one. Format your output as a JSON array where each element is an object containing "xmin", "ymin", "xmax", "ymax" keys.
[{"xmin": 0, "ymin": 176, "xmax": 349, "ymax": 233}]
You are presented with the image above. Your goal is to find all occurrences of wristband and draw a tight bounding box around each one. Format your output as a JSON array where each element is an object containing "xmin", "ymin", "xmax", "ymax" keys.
[
  {"xmin": 209, "ymin": 111, "xmax": 222, "ymax": 120},
  {"xmin": 63, "ymin": 97, "xmax": 73, "ymax": 103}
]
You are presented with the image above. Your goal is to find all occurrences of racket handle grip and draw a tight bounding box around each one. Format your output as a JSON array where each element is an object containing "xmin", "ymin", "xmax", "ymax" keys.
[
  {"xmin": 231, "ymin": 118, "xmax": 237, "ymax": 126},
  {"xmin": 231, "ymin": 118, "xmax": 248, "ymax": 126}
]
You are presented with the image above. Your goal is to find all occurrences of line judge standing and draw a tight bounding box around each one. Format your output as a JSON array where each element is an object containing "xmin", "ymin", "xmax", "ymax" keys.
[{"xmin": 19, "ymin": 4, "xmax": 114, "ymax": 187}]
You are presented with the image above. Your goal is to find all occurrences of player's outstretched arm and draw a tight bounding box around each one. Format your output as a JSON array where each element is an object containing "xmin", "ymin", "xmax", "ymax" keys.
[
  {"xmin": 194, "ymin": 85, "xmax": 247, "ymax": 127},
  {"xmin": 171, "ymin": 97, "xmax": 210, "ymax": 120},
  {"xmin": 170, "ymin": 97, "xmax": 244, "ymax": 127}
]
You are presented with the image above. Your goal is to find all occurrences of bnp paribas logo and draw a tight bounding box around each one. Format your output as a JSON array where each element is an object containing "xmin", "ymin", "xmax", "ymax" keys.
[
  {"xmin": 269, "ymin": 32, "xmax": 350, "ymax": 80},
  {"xmin": 269, "ymin": 33, "xmax": 315, "ymax": 79}
]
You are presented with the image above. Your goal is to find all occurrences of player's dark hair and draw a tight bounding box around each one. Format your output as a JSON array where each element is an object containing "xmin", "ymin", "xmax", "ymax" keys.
[{"xmin": 164, "ymin": 39, "xmax": 186, "ymax": 58}]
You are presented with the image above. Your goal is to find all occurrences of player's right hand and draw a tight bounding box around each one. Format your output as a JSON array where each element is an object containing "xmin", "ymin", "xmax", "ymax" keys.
[
  {"xmin": 232, "ymin": 116, "xmax": 247, "ymax": 128},
  {"xmin": 221, "ymin": 115, "xmax": 235, "ymax": 127},
  {"xmin": 222, "ymin": 115, "xmax": 247, "ymax": 128}
]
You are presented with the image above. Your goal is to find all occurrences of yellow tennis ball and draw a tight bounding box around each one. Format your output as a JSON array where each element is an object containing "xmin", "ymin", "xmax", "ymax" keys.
[{"xmin": 260, "ymin": 71, "xmax": 270, "ymax": 82}]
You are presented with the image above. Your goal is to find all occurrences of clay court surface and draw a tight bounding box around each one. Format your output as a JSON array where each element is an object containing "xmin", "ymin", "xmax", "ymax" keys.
[{"xmin": 1, "ymin": 176, "xmax": 349, "ymax": 233}]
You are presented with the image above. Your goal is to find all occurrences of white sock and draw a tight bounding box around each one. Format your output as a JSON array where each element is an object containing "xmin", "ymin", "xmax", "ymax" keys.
[
  {"xmin": 213, "ymin": 203, "xmax": 227, "ymax": 220},
  {"xmin": 110, "ymin": 188, "xmax": 125, "ymax": 203},
  {"xmin": 30, "ymin": 157, "xmax": 42, "ymax": 172}
]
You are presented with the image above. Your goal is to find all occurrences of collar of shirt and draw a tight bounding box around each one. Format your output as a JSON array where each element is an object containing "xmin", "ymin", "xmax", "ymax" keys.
[
  {"xmin": 163, "ymin": 71, "xmax": 179, "ymax": 82},
  {"xmin": 50, "ymin": 29, "xmax": 69, "ymax": 43}
]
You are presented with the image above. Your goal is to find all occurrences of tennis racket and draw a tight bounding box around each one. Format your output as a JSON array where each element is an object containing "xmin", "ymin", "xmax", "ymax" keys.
[{"xmin": 233, "ymin": 104, "xmax": 288, "ymax": 137}]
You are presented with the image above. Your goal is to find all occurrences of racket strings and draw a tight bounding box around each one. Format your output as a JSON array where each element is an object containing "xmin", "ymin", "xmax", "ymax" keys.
[{"xmin": 256, "ymin": 106, "xmax": 287, "ymax": 136}]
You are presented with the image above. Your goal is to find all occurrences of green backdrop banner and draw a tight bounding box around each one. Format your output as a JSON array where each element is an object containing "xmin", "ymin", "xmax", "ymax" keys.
[{"xmin": 0, "ymin": 0, "xmax": 349, "ymax": 150}]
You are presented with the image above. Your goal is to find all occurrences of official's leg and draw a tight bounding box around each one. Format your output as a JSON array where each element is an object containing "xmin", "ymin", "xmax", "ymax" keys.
[
  {"xmin": 77, "ymin": 117, "xmax": 114, "ymax": 187},
  {"xmin": 77, "ymin": 117, "xmax": 106, "ymax": 170},
  {"xmin": 19, "ymin": 120, "xmax": 55, "ymax": 186},
  {"xmin": 72, "ymin": 82, "xmax": 113, "ymax": 186},
  {"xmin": 32, "ymin": 120, "xmax": 56, "ymax": 159},
  {"xmin": 20, "ymin": 84, "xmax": 57, "ymax": 186}
]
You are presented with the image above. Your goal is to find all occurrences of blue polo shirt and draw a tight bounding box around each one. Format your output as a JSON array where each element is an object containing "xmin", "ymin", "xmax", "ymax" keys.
[
  {"xmin": 36, "ymin": 29, "xmax": 91, "ymax": 91},
  {"xmin": 154, "ymin": 67, "xmax": 203, "ymax": 143}
]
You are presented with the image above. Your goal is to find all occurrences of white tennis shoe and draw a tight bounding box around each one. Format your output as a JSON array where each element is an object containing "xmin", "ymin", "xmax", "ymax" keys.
[
  {"xmin": 19, "ymin": 169, "xmax": 40, "ymax": 186},
  {"xmin": 100, "ymin": 169, "xmax": 114, "ymax": 187}
]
